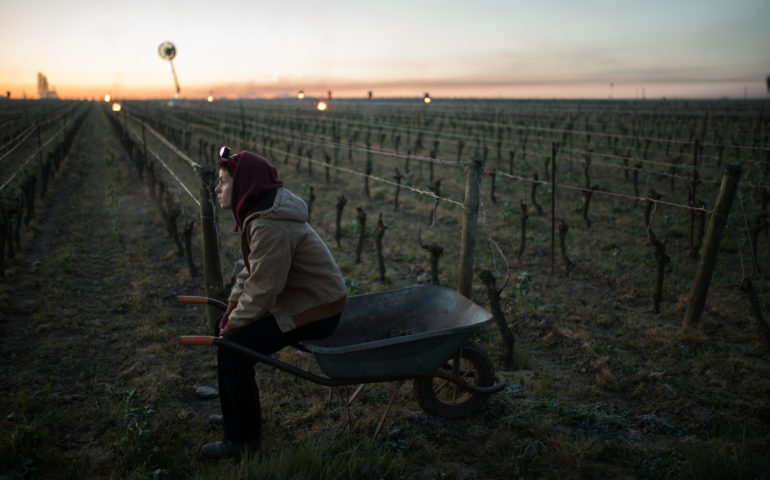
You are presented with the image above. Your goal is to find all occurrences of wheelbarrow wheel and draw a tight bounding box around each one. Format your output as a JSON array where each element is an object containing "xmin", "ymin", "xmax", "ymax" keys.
[{"xmin": 413, "ymin": 340, "xmax": 494, "ymax": 418}]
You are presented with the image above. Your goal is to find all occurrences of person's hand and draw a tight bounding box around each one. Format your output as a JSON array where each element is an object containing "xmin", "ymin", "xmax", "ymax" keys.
[
  {"xmin": 219, "ymin": 321, "xmax": 233, "ymax": 336},
  {"xmin": 218, "ymin": 312, "xmax": 230, "ymax": 332},
  {"xmin": 217, "ymin": 301, "xmax": 237, "ymax": 335}
]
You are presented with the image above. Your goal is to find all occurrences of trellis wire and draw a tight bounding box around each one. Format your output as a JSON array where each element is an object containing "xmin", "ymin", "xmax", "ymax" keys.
[
  {"xmin": 121, "ymin": 114, "xmax": 200, "ymax": 207},
  {"xmin": 490, "ymin": 168, "xmax": 712, "ymax": 214},
  {"xmin": 273, "ymin": 145, "xmax": 465, "ymax": 208},
  {"xmin": 0, "ymin": 117, "xmax": 70, "ymax": 194},
  {"xmin": 0, "ymin": 125, "xmax": 35, "ymax": 163}
]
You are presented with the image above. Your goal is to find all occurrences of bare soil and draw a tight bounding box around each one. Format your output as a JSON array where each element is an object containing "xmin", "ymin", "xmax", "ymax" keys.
[{"xmin": 0, "ymin": 105, "xmax": 214, "ymax": 478}]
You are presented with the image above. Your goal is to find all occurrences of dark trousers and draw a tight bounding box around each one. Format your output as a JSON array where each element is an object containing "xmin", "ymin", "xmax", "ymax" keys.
[{"xmin": 217, "ymin": 313, "xmax": 340, "ymax": 445}]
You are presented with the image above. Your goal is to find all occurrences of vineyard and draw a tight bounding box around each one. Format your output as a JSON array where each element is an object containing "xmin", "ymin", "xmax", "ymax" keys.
[{"xmin": 1, "ymin": 97, "xmax": 769, "ymax": 479}]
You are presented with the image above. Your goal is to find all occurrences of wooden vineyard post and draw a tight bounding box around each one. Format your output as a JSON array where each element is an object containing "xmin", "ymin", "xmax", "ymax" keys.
[
  {"xmin": 198, "ymin": 165, "xmax": 226, "ymax": 333},
  {"xmin": 684, "ymin": 165, "xmax": 742, "ymax": 327},
  {"xmin": 458, "ymin": 157, "xmax": 484, "ymax": 298},
  {"xmin": 645, "ymin": 189, "xmax": 669, "ymax": 313},
  {"xmin": 689, "ymin": 139, "xmax": 699, "ymax": 252},
  {"xmin": 551, "ymin": 143, "xmax": 558, "ymax": 275}
]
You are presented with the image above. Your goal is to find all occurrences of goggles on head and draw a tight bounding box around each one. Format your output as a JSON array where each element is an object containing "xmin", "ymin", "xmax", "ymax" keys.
[{"xmin": 219, "ymin": 146, "xmax": 239, "ymax": 174}]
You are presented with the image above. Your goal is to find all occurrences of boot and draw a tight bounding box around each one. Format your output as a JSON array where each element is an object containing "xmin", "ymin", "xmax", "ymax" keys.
[{"xmin": 200, "ymin": 439, "xmax": 258, "ymax": 460}]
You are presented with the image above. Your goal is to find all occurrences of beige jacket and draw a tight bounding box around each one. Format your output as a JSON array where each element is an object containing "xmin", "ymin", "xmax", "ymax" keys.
[{"xmin": 227, "ymin": 188, "xmax": 347, "ymax": 332}]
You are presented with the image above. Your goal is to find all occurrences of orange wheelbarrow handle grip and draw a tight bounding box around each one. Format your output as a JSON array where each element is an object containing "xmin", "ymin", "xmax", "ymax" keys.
[
  {"xmin": 176, "ymin": 296, "xmax": 228, "ymax": 310},
  {"xmin": 179, "ymin": 335, "xmax": 216, "ymax": 346},
  {"xmin": 176, "ymin": 296, "xmax": 210, "ymax": 305}
]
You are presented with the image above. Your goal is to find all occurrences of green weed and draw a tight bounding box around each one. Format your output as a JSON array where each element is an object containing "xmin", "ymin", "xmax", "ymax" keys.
[
  {"xmin": 105, "ymin": 384, "xmax": 166, "ymax": 478},
  {"xmin": 344, "ymin": 276, "xmax": 362, "ymax": 295},
  {"xmin": 514, "ymin": 350, "xmax": 530, "ymax": 370},
  {"xmin": 111, "ymin": 225, "xmax": 124, "ymax": 244},
  {"xmin": 0, "ymin": 419, "xmax": 49, "ymax": 477},
  {"xmin": 1, "ymin": 387, "xmax": 55, "ymax": 477}
]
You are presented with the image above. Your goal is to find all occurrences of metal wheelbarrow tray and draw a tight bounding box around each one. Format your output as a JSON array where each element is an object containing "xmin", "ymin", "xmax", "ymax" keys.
[{"xmin": 302, "ymin": 285, "xmax": 493, "ymax": 379}]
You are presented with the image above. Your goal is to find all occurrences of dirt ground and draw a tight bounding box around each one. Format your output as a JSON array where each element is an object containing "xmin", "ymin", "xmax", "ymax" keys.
[
  {"xmin": 0, "ymin": 104, "xmax": 215, "ymax": 478},
  {"xmin": 2, "ymin": 103, "xmax": 769, "ymax": 479}
]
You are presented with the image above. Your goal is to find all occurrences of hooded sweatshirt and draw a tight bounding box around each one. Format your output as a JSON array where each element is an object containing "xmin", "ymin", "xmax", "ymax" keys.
[{"xmin": 226, "ymin": 153, "xmax": 347, "ymax": 332}]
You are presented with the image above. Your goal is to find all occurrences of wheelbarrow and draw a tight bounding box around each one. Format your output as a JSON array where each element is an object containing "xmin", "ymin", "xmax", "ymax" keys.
[{"xmin": 177, "ymin": 285, "xmax": 506, "ymax": 433}]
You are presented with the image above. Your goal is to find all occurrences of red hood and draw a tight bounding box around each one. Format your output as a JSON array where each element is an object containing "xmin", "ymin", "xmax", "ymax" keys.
[{"xmin": 230, "ymin": 151, "xmax": 283, "ymax": 230}]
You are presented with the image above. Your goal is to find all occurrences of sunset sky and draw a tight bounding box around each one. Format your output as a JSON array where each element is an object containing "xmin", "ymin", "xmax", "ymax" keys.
[{"xmin": 1, "ymin": 0, "xmax": 768, "ymax": 100}]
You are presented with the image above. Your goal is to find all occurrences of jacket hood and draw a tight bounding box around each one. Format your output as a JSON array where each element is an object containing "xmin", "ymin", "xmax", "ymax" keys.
[
  {"xmin": 245, "ymin": 188, "xmax": 309, "ymax": 224},
  {"xmin": 231, "ymin": 151, "xmax": 283, "ymax": 230}
]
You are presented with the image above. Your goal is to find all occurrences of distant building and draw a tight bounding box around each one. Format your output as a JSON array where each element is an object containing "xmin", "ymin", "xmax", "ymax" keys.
[{"xmin": 37, "ymin": 72, "xmax": 59, "ymax": 99}]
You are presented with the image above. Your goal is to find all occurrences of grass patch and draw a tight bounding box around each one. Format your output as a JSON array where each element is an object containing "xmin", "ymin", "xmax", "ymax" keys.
[
  {"xmin": 682, "ymin": 438, "xmax": 763, "ymax": 480},
  {"xmin": 194, "ymin": 431, "xmax": 403, "ymax": 479}
]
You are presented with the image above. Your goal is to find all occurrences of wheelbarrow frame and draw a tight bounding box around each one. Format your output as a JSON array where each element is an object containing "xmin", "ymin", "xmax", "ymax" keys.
[
  {"xmin": 179, "ymin": 334, "xmax": 505, "ymax": 395},
  {"xmin": 177, "ymin": 287, "xmax": 506, "ymax": 423}
]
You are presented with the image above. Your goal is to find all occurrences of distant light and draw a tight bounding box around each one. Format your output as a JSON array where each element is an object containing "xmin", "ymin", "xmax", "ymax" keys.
[
  {"xmin": 111, "ymin": 102, "xmax": 122, "ymax": 112},
  {"xmin": 104, "ymin": 93, "xmax": 111, "ymax": 102},
  {"xmin": 424, "ymin": 93, "xmax": 431, "ymax": 104},
  {"xmin": 298, "ymin": 90, "xmax": 305, "ymax": 100},
  {"xmin": 317, "ymin": 100, "xmax": 328, "ymax": 111},
  {"xmin": 207, "ymin": 95, "xmax": 214, "ymax": 102}
]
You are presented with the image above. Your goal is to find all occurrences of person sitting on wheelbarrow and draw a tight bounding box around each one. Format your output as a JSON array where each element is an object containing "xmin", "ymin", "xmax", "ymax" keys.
[{"xmin": 202, "ymin": 148, "xmax": 348, "ymax": 460}]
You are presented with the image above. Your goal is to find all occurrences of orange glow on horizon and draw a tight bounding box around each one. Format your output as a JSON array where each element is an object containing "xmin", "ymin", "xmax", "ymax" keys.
[
  {"xmin": 2, "ymin": 78, "xmax": 765, "ymax": 101},
  {"xmin": 207, "ymin": 95, "xmax": 214, "ymax": 102},
  {"xmin": 104, "ymin": 93, "xmax": 111, "ymax": 102}
]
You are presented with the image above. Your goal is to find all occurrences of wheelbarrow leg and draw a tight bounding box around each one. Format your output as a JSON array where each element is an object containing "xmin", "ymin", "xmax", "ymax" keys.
[
  {"xmin": 341, "ymin": 386, "xmax": 351, "ymax": 432},
  {"xmin": 328, "ymin": 384, "xmax": 366, "ymax": 432},
  {"xmin": 373, "ymin": 381, "xmax": 403, "ymax": 441},
  {"xmin": 348, "ymin": 384, "xmax": 365, "ymax": 403},
  {"xmin": 328, "ymin": 386, "xmax": 355, "ymax": 431}
]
